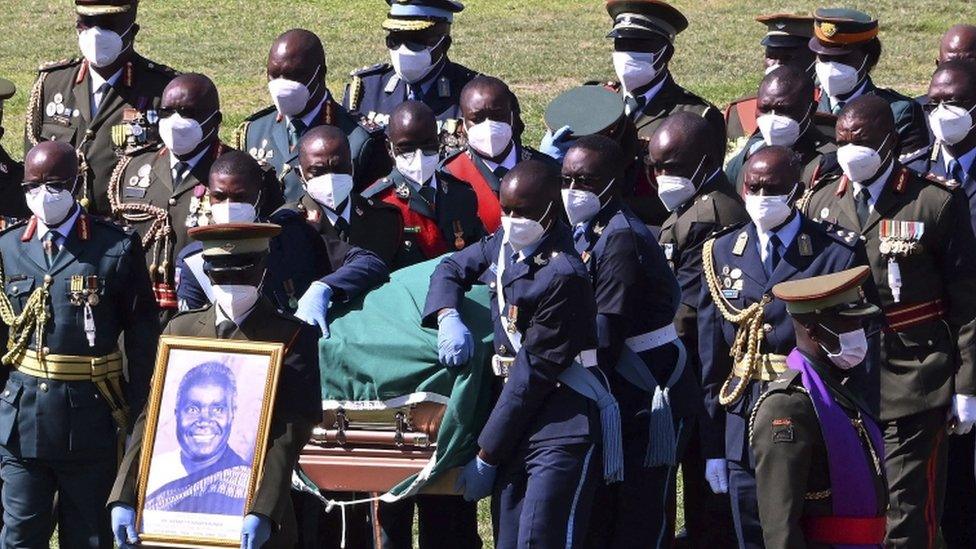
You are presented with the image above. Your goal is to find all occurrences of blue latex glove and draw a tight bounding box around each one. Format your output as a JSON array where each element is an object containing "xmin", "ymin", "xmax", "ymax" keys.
[
  {"xmin": 295, "ymin": 282, "xmax": 332, "ymax": 337},
  {"xmin": 240, "ymin": 513, "xmax": 272, "ymax": 549},
  {"xmin": 110, "ymin": 504, "xmax": 138, "ymax": 549},
  {"xmin": 437, "ymin": 309, "xmax": 474, "ymax": 368},
  {"xmin": 538, "ymin": 125, "xmax": 575, "ymax": 162},
  {"xmin": 454, "ymin": 455, "xmax": 497, "ymax": 502}
]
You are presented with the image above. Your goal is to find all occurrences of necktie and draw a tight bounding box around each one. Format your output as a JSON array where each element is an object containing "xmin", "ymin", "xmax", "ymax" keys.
[
  {"xmin": 333, "ymin": 215, "xmax": 350, "ymax": 240},
  {"xmin": 764, "ymin": 234, "xmax": 782, "ymax": 276},
  {"xmin": 832, "ymin": 101, "xmax": 845, "ymax": 115},
  {"xmin": 408, "ymin": 84, "xmax": 422, "ymax": 101},
  {"xmin": 92, "ymin": 82, "xmax": 111, "ymax": 116},
  {"xmin": 418, "ymin": 184, "xmax": 437, "ymax": 206},
  {"xmin": 172, "ymin": 161, "xmax": 189, "ymax": 186},
  {"xmin": 288, "ymin": 119, "xmax": 306, "ymax": 150},
  {"xmin": 493, "ymin": 165, "xmax": 509, "ymax": 180},
  {"xmin": 625, "ymin": 95, "xmax": 646, "ymax": 117},
  {"xmin": 949, "ymin": 159, "xmax": 966, "ymax": 185},
  {"xmin": 573, "ymin": 223, "xmax": 587, "ymax": 241},
  {"xmin": 216, "ymin": 320, "xmax": 237, "ymax": 339},
  {"xmin": 855, "ymin": 188, "xmax": 871, "ymax": 227},
  {"xmin": 42, "ymin": 232, "xmax": 59, "ymax": 268}
]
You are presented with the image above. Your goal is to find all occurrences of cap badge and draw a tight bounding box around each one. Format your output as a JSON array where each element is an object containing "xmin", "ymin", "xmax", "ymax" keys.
[
  {"xmin": 820, "ymin": 22, "xmax": 837, "ymax": 37},
  {"xmin": 221, "ymin": 242, "xmax": 236, "ymax": 252}
]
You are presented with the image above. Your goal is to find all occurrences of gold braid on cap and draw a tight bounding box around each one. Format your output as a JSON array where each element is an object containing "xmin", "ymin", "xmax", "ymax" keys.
[
  {"xmin": 0, "ymin": 253, "xmax": 53, "ymax": 367},
  {"xmin": 702, "ymin": 238, "xmax": 771, "ymax": 406}
]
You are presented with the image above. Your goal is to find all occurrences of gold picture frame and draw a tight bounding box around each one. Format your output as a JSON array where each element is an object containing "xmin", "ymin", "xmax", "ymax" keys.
[{"xmin": 134, "ymin": 335, "xmax": 284, "ymax": 548}]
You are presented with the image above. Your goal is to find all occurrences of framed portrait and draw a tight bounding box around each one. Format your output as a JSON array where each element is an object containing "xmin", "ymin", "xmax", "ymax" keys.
[{"xmin": 135, "ymin": 336, "xmax": 284, "ymax": 548}]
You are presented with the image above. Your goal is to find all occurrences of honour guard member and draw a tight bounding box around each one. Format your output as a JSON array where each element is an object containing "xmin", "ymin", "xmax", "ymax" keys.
[
  {"xmin": 917, "ymin": 25, "xmax": 976, "ymax": 107},
  {"xmin": 109, "ymin": 222, "xmax": 322, "ymax": 549},
  {"xmin": 725, "ymin": 13, "xmax": 816, "ymax": 142},
  {"xmin": 0, "ymin": 140, "xmax": 159, "ymax": 548},
  {"xmin": 361, "ymin": 101, "xmax": 484, "ymax": 272},
  {"xmin": 725, "ymin": 65, "xmax": 839, "ymax": 195},
  {"xmin": 800, "ymin": 95, "xmax": 976, "ymax": 548},
  {"xmin": 424, "ymin": 159, "xmax": 617, "ymax": 549},
  {"xmin": 25, "ymin": 0, "xmax": 178, "ymax": 216},
  {"xmin": 648, "ymin": 112, "xmax": 747, "ymax": 547},
  {"xmin": 236, "ymin": 29, "xmax": 389, "ymax": 201},
  {"xmin": 108, "ymin": 73, "xmax": 229, "ymax": 316},
  {"xmin": 343, "ymin": 0, "xmax": 477, "ymax": 152},
  {"xmin": 442, "ymin": 76, "xmax": 552, "ymax": 234},
  {"xmin": 558, "ymin": 135, "xmax": 698, "ymax": 548},
  {"xmin": 699, "ymin": 146, "xmax": 874, "ymax": 548},
  {"xmin": 175, "ymin": 151, "xmax": 388, "ymax": 337},
  {"xmin": 0, "ymin": 78, "xmax": 27, "ymax": 220},
  {"xmin": 751, "ymin": 267, "xmax": 888, "ymax": 549},
  {"xmin": 808, "ymin": 8, "xmax": 930, "ymax": 164}
]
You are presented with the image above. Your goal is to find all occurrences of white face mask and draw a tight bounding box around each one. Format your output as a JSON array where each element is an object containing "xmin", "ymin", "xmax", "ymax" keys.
[
  {"xmin": 757, "ymin": 112, "xmax": 804, "ymax": 147},
  {"xmin": 501, "ymin": 201, "xmax": 552, "ymax": 252},
  {"xmin": 744, "ymin": 186, "xmax": 796, "ymax": 232},
  {"xmin": 465, "ymin": 118, "xmax": 513, "ymax": 159},
  {"xmin": 159, "ymin": 111, "xmax": 217, "ymax": 156},
  {"xmin": 395, "ymin": 149, "xmax": 440, "ymax": 185},
  {"xmin": 77, "ymin": 24, "xmax": 132, "ymax": 68},
  {"xmin": 210, "ymin": 201, "xmax": 257, "ymax": 224},
  {"xmin": 821, "ymin": 326, "xmax": 869, "ymax": 370},
  {"xmin": 561, "ymin": 179, "xmax": 612, "ymax": 227},
  {"xmin": 612, "ymin": 49, "xmax": 664, "ymax": 95},
  {"xmin": 267, "ymin": 65, "xmax": 321, "ymax": 118},
  {"xmin": 390, "ymin": 37, "xmax": 444, "ymax": 84},
  {"xmin": 305, "ymin": 173, "xmax": 354, "ymax": 211},
  {"xmin": 26, "ymin": 185, "xmax": 76, "ymax": 226},
  {"xmin": 656, "ymin": 157, "xmax": 706, "ymax": 212},
  {"xmin": 212, "ymin": 284, "xmax": 260, "ymax": 321},
  {"xmin": 815, "ymin": 58, "xmax": 866, "ymax": 98},
  {"xmin": 837, "ymin": 135, "xmax": 890, "ymax": 183},
  {"xmin": 929, "ymin": 103, "xmax": 976, "ymax": 146}
]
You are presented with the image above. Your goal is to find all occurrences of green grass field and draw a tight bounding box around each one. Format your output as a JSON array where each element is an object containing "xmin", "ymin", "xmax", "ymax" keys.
[{"xmin": 2, "ymin": 1, "xmax": 973, "ymax": 547}]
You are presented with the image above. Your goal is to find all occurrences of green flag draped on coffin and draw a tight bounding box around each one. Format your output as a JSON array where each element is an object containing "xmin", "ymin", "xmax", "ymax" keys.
[{"xmin": 303, "ymin": 257, "xmax": 495, "ymax": 501}]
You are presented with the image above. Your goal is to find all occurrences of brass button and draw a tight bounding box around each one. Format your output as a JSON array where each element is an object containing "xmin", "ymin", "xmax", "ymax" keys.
[
  {"xmin": 763, "ymin": 323, "xmax": 773, "ymax": 333},
  {"xmin": 3, "ymin": 390, "xmax": 9, "ymax": 397},
  {"xmin": 43, "ymin": 275, "xmax": 52, "ymax": 284},
  {"xmin": 499, "ymin": 345, "xmax": 507, "ymax": 355},
  {"xmin": 168, "ymin": 198, "xmax": 177, "ymax": 206},
  {"xmin": 39, "ymin": 383, "xmax": 48, "ymax": 392},
  {"xmin": 489, "ymin": 282, "xmax": 496, "ymax": 289},
  {"xmin": 42, "ymin": 347, "xmax": 50, "ymax": 355}
]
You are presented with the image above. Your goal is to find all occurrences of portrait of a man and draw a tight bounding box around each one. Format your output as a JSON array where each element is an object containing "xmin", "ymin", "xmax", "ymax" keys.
[{"xmin": 144, "ymin": 362, "xmax": 250, "ymax": 516}]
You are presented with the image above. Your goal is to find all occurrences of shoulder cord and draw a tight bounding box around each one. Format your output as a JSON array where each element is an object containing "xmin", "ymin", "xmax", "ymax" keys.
[
  {"xmin": 702, "ymin": 238, "xmax": 770, "ymax": 406},
  {"xmin": 25, "ymin": 72, "xmax": 47, "ymax": 148},
  {"xmin": 233, "ymin": 121, "xmax": 250, "ymax": 151},
  {"xmin": 107, "ymin": 156, "xmax": 172, "ymax": 284},
  {"xmin": 0, "ymin": 255, "xmax": 52, "ymax": 367}
]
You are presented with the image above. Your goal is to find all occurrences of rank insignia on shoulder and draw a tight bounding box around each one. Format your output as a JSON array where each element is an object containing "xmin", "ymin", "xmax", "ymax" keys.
[
  {"xmin": 733, "ymin": 232, "xmax": 749, "ymax": 256},
  {"xmin": 798, "ymin": 234, "xmax": 812, "ymax": 256},
  {"xmin": 533, "ymin": 254, "xmax": 549, "ymax": 266},
  {"xmin": 772, "ymin": 417, "xmax": 794, "ymax": 443}
]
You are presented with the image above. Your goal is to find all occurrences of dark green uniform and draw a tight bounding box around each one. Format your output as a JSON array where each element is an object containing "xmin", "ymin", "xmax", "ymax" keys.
[
  {"xmin": 24, "ymin": 56, "xmax": 177, "ymax": 216},
  {"xmin": 110, "ymin": 299, "xmax": 321, "ymax": 549},
  {"xmin": 0, "ymin": 145, "xmax": 26, "ymax": 219},
  {"xmin": 725, "ymin": 123, "xmax": 839, "ymax": 196}
]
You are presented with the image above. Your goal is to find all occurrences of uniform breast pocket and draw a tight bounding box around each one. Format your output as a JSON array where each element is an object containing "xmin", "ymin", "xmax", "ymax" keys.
[
  {"xmin": 40, "ymin": 122, "xmax": 77, "ymax": 144},
  {"xmin": 5, "ymin": 277, "xmax": 35, "ymax": 313},
  {"xmin": 888, "ymin": 321, "xmax": 951, "ymax": 366},
  {"xmin": 0, "ymin": 379, "xmax": 23, "ymax": 446},
  {"xmin": 67, "ymin": 384, "xmax": 115, "ymax": 453}
]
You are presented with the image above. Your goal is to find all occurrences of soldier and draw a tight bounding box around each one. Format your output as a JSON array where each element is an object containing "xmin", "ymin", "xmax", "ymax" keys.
[
  {"xmin": 343, "ymin": 0, "xmax": 476, "ymax": 149},
  {"xmin": 725, "ymin": 65, "xmax": 839, "ymax": 195},
  {"xmin": 109, "ymin": 222, "xmax": 322, "ymax": 549},
  {"xmin": 800, "ymin": 95, "xmax": 976, "ymax": 547},
  {"xmin": 442, "ymin": 76, "xmax": 552, "ymax": 233},
  {"xmin": 725, "ymin": 13, "xmax": 816, "ymax": 142},
  {"xmin": 751, "ymin": 266, "xmax": 888, "ymax": 549},
  {"xmin": 25, "ymin": 0, "xmax": 177, "ymax": 216},
  {"xmin": 360, "ymin": 101, "xmax": 484, "ymax": 272},
  {"xmin": 424, "ymin": 159, "xmax": 616, "ymax": 548},
  {"xmin": 699, "ymin": 146, "xmax": 875, "ymax": 548},
  {"xmin": 808, "ymin": 8, "xmax": 930, "ymax": 164},
  {"xmin": 175, "ymin": 151, "xmax": 389, "ymax": 337},
  {"xmin": 108, "ymin": 73, "xmax": 229, "ymax": 315},
  {"xmin": 236, "ymin": 29, "xmax": 389, "ymax": 200},
  {"xmin": 0, "ymin": 78, "xmax": 27, "ymax": 220},
  {"xmin": 557, "ymin": 135, "xmax": 696, "ymax": 548},
  {"xmin": 0, "ymin": 141, "xmax": 159, "ymax": 547}
]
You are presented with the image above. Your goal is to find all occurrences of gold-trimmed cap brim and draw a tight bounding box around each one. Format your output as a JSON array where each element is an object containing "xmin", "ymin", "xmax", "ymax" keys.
[
  {"xmin": 75, "ymin": 5, "xmax": 131, "ymax": 15},
  {"xmin": 383, "ymin": 18, "xmax": 438, "ymax": 32}
]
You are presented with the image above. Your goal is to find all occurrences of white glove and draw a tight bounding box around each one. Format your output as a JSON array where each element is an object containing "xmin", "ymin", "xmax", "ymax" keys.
[
  {"xmin": 948, "ymin": 394, "xmax": 976, "ymax": 435},
  {"xmin": 705, "ymin": 458, "xmax": 729, "ymax": 494}
]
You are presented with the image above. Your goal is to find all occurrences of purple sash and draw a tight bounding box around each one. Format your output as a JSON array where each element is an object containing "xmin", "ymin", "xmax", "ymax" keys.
[{"xmin": 787, "ymin": 350, "xmax": 885, "ymax": 549}]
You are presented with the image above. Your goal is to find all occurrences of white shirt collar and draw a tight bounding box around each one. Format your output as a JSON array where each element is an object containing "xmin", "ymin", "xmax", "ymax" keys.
[
  {"xmin": 36, "ymin": 206, "xmax": 81, "ymax": 242},
  {"xmin": 829, "ymin": 79, "xmax": 869, "ymax": 109},
  {"xmin": 90, "ymin": 68, "xmax": 122, "ymax": 93},
  {"xmin": 288, "ymin": 92, "xmax": 330, "ymax": 129},
  {"xmin": 215, "ymin": 302, "xmax": 257, "ymax": 328},
  {"xmin": 756, "ymin": 211, "xmax": 801, "ymax": 262},
  {"xmin": 169, "ymin": 147, "xmax": 210, "ymax": 172},
  {"xmin": 401, "ymin": 172, "xmax": 438, "ymax": 194},
  {"xmin": 323, "ymin": 200, "xmax": 352, "ymax": 227},
  {"xmin": 483, "ymin": 145, "xmax": 518, "ymax": 172},
  {"xmin": 943, "ymin": 146, "xmax": 976, "ymax": 179},
  {"xmin": 852, "ymin": 162, "xmax": 895, "ymax": 207},
  {"xmin": 626, "ymin": 76, "xmax": 668, "ymax": 110}
]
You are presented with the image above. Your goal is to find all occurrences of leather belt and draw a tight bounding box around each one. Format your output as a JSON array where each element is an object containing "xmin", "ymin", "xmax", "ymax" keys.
[
  {"xmin": 732, "ymin": 353, "xmax": 788, "ymax": 382},
  {"xmin": 801, "ymin": 515, "xmax": 886, "ymax": 545},
  {"xmin": 885, "ymin": 299, "xmax": 945, "ymax": 332},
  {"xmin": 625, "ymin": 324, "xmax": 678, "ymax": 353}
]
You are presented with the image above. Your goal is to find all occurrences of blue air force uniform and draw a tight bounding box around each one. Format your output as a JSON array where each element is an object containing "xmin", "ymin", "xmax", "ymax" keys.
[
  {"xmin": 0, "ymin": 208, "xmax": 160, "ymax": 548},
  {"xmin": 697, "ymin": 213, "xmax": 876, "ymax": 548},
  {"xmin": 174, "ymin": 209, "xmax": 389, "ymax": 313},
  {"xmin": 423, "ymin": 223, "xmax": 603, "ymax": 549},
  {"xmin": 574, "ymin": 201, "xmax": 701, "ymax": 548}
]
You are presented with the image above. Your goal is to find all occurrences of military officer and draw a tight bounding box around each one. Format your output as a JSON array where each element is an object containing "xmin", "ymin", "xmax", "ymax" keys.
[
  {"xmin": 343, "ymin": 0, "xmax": 477, "ymax": 152},
  {"xmin": 752, "ymin": 266, "xmax": 888, "ymax": 549},
  {"xmin": 424, "ymin": 159, "xmax": 614, "ymax": 549},
  {"xmin": 0, "ymin": 78, "xmax": 27, "ymax": 220},
  {"xmin": 175, "ymin": 151, "xmax": 389, "ymax": 338},
  {"xmin": 236, "ymin": 29, "xmax": 389, "ymax": 201},
  {"xmin": 108, "ymin": 73, "xmax": 229, "ymax": 314},
  {"xmin": 109, "ymin": 222, "xmax": 322, "ymax": 549},
  {"xmin": 808, "ymin": 8, "xmax": 930, "ymax": 164},
  {"xmin": 0, "ymin": 140, "xmax": 159, "ymax": 548},
  {"xmin": 441, "ymin": 76, "xmax": 552, "ymax": 234},
  {"xmin": 699, "ymin": 146, "xmax": 874, "ymax": 548},
  {"xmin": 25, "ymin": 0, "xmax": 178, "ymax": 216},
  {"xmin": 360, "ymin": 100, "xmax": 483, "ymax": 272},
  {"xmin": 799, "ymin": 95, "xmax": 976, "ymax": 548},
  {"xmin": 917, "ymin": 25, "xmax": 976, "ymax": 107},
  {"xmin": 725, "ymin": 65, "xmax": 839, "ymax": 195},
  {"xmin": 725, "ymin": 13, "xmax": 817, "ymax": 142},
  {"xmin": 557, "ymin": 135, "xmax": 696, "ymax": 548}
]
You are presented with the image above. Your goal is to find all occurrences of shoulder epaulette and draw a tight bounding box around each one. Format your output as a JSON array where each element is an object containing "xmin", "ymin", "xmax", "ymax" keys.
[
  {"xmin": 243, "ymin": 104, "xmax": 278, "ymax": 123},
  {"xmin": 823, "ymin": 225, "xmax": 861, "ymax": 247},
  {"xmin": 141, "ymin": 59, "xmax": 179, "ymax": 78},
  {"xmin": 361, "ymin": 178, "xmax": 394, "ymax": 199},
  {"xmin": 350, "ymin": 63, "xmax": 390, "ymax": 77},
  {"xmin": 709, "ymin": 221, "xmax": 749, "ymax": 241},
  {"xmin": 38, "ymin": 58, "xmax": 81, "ymax": 73},
  {"xmin": 925, "ymin": 172, "xmax": 960, "ymax": 189},
  {"xmin": 0, "ymin": 217, "xmax": 28, "ymax": 236},
  {"xmin": 170, "ymin": 304, "xmax": 213, "ymax": 320},
  {"xmin": 90, "ymin": 215, "xmax": 129, "ymax": 234},
  {"xmin": 355, "ymin": 113, "xmax": 384, "ymax": 134}
]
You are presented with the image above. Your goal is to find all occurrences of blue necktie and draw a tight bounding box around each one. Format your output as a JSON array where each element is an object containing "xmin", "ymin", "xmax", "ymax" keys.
[
  {"xmin": 949, "ymin": 159, "xmax": 967, "ymax": 185},
  {"xmin": 764, "ymin": 234, "xmax": 782, "ymax": 276}
]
